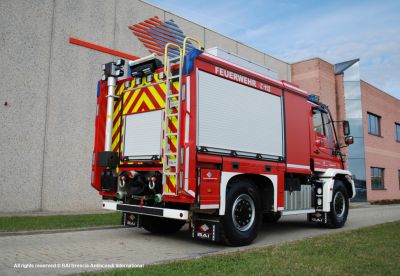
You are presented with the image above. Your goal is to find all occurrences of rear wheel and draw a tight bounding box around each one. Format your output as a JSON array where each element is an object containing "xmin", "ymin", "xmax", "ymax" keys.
[
  {"xmin": 141, "ymin": 216, "xmax": 186, "ymax": 234},
  {"xmin": 326, "ymin": 181, "xmax": 349, "ymax": 228},
  {"xmin": 221, "ymin": 178, "xmax": 261, "ymax": 246}
]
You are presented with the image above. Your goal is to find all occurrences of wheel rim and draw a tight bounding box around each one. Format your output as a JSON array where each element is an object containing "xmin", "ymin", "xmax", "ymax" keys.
[
  {"xmin": 333, "ymin": 191, "xmax": 345, "ymax": 218},
  {"xmin": 232, "ymin": 194, "xmax": 255, "ymax": 232}
]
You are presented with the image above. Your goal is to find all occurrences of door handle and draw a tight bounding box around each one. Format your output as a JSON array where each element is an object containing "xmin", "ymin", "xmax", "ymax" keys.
[{"xmin": 314, "ymin": 149, "xmax": 320, "ymax": 154}]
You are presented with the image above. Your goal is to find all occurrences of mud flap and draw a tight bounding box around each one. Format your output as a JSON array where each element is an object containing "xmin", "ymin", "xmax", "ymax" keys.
[
  {"xmin": 123, "ymin": 212, "xmax": 138, "ymax": 227},
  {"xmin": 192, "ymin": 219, "xmax": 221, "ymax": 242},
  {"xmin": 308, "ymin": 212, "xmax": 328, "ymax": 224}
]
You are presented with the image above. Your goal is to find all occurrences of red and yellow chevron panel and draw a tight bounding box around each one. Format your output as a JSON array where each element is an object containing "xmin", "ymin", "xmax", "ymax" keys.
[
  {"xmin": 111, "ymin": 74, "xmax": 166, "ymax": 153},
  {"xmin": 110, "ymin": 73, "xmax": 180, "ymax": 194}
]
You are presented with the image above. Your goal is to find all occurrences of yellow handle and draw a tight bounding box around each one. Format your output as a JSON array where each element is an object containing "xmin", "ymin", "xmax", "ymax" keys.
[
  {"xmin": 183, "ymin": 36, "xmax": 202, "ymax": 56},
  {"xmin": 164, "ymin": 42, "xmax": 183, "ymax": 74}
]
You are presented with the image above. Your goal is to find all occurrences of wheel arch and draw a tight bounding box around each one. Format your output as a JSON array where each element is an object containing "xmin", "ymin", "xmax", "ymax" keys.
[
  {"xmin": 334, "ymin": 174, "xmax": 355, "ymax": 199},
  {"xmin": 320, "ymin": 169, "xmax": 355, "ymax": 212},
  {"xmin": 219, "ymin": 172, "xmax": 277, "ymax": 215}
]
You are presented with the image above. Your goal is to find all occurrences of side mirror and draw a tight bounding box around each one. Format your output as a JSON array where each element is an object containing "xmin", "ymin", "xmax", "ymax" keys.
[
  {"xmin": 343, "ymin": 120, "xmax": 350, "ymax": 136},
  {"xmin": 345, "ymin": 136, "xmax": 354, "ymax": 145}
]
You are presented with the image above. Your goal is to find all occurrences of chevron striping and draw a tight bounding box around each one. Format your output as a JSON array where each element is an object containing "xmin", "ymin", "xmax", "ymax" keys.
[
  {"xmin": 122, "ymin": 89, "xmax": 137, "ymax": 115},
  {"xmin": 165, "ymin": 176, "xmax": 176, "ymax": 193},
  {"xmin": 145, "ymin": 89, "xmax": 162, "ymax": 109},
  {"xmin": 148, "ymin": 86, "xmax": 165, "ymax": 108},
  {"xmin": 132, "ymin": 93, "xmax": 155, "ymax": 113},
  {"xmin": 108, "ymin": 71, "xmax": 179, "ymax": 193}
]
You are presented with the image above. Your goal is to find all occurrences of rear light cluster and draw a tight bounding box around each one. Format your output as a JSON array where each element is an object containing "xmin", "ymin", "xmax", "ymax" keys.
[{"xmin": 101, "ymin": 59, "xmax": 125, "ymax": 80}]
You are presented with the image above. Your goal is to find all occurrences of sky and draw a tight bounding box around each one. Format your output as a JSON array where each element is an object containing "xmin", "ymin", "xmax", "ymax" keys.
[{"xmin": 146, "ymin": 0, "xmax": 400, "ymax": 99}]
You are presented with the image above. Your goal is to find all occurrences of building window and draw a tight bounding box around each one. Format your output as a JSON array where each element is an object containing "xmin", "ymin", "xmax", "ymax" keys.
[
  {"xmin": 371, "ymin": 167, "xmax": 384, "ymax": 190},
  {"xmin": 396, "ymin": 123, "xmax": 400, "ymax": 142},
  {"xmin": 368, "ymin": 113, "xmax": 381, "ymax": 136}
]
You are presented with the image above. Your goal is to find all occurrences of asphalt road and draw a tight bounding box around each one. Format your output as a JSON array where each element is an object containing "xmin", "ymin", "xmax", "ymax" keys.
[{"xmin": 1, "ymin": 204, "xmax": 399, "ymax": 275}]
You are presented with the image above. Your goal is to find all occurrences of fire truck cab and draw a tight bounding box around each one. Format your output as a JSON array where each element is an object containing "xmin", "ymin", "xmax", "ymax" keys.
[{"xmin": 92, "ymin": 38, "xmax": 355, "ymax": 246}]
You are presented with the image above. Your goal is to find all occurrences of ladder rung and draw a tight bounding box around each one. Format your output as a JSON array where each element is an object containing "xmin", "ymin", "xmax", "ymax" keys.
[
  {"xmin": 164, "ymin": 172, "xmax": 178, "ymax": 176},
  {"xmin": 167, "ymin": 94, "xmax": 180, "ymax": 98},
  {"xmin": 164, "ymin": 152, "xmax": 177, "ymax": 155},
  {"xmin": 166, "ymin": 133, "xmax": 178, "ymax": 136},
  {"xmin": 169, "ymin": 75, "xmax": 180, "ymax": 80},
  {"xmin": 168, "ymin": 57, "xmax": 181, "ymax": 62},
  {"xmin": 169, "ymin": 101, "xmax": 179, "ymax": 108},
  {"xmin": 167, "ymin": 113, "xmax": 178, "ymax": 117},
  {"xmin": 168, "ymin": 161, "xmax": 177, "ymax": 166}
]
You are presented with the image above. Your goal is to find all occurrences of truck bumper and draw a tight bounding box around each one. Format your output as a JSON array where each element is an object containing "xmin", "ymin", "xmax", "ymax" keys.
[{"xmin": 102, "ymin": 200, "xmax": 188, "ymax": 220}]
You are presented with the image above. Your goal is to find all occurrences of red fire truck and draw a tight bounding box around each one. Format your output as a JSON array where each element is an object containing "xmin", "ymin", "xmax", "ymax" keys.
[{"xmin": 92, "ymin": 38, "xmax": 355, "ymax": 246}]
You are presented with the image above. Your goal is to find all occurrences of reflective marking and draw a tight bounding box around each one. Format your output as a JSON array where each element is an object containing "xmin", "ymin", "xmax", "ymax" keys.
[
  {"xmin": 287, "ymin": 164, "xmax": 310, "ymax": 169},
  {"xmin": 123, "ymin": 89, "xmax": 141, "ymax": 114},
  {"xmin": 148, "ymin": 85, "xmax": 166, "ymax": 108},
  {"xmin": 200, "ymin": 204, "xmax": 219, "ymax": 209},
  {"xmin": 186, "ymin": 77, "xmax": 191, "ymax": 112},
  {"xmin": 184, "ymin": 113, "xmax": 190, "ymax": 143},
  {"xmin": 184, "ymin": 147, "xmax": 189, "ymax": 191}
]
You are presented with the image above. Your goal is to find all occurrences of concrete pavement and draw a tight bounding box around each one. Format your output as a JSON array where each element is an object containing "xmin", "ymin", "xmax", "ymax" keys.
[{"xmin": 1, "ymin": 204, "xmax": 399, "ymax": 275}]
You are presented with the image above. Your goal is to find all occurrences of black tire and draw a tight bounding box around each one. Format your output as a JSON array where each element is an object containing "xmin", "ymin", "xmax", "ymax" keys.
[
  {"xmin": 141, "ymin": 216, "xmax": 186, "ymax": 234},
  {"xmin": 263, "ymin": 212, "xmax": 281, "ymax": 223},
  {"xmin": 221, "ymin": 178, "xmax": 262, "ymax": 246},
  {"xmin": 326, "ymin": 180, "xmax": 349, "ymax": 228}
]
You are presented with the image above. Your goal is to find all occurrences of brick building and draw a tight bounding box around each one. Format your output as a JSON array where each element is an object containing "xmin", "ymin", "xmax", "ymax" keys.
[{"xmin": 292, "ymin": 58, "xmax": 400, "ymax": 201}]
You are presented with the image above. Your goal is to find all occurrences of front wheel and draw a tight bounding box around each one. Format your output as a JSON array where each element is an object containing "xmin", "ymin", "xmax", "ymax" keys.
[
  {"xmin": 327, "ymin": 181, "xmax": 349, "ymax": 228},
  {"xmin": 221, "ymin": 178, "xmax": 261, "ymax": 246}
]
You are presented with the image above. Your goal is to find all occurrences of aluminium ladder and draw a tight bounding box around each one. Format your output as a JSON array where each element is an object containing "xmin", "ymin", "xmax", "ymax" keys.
[
  {"xmin": 162, "ymin": 43, "xmax": 183, "ymax": 195},
  {"xmin": 161, "ymin": 37, "xmax": 202, "ymax": 196}
]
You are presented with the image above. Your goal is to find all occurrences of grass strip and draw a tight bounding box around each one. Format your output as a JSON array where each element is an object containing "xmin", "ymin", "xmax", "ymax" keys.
[
  {"xmin": 0, "ymin": 212, "xmax": 120, "ymax": 232},
  {"xmin": 89, "ymin": 220, "xmax": 400, "ymax": 276}
]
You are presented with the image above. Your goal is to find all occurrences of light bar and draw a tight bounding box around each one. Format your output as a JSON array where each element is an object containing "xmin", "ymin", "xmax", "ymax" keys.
[
  {"xmin": 128, "ymin": 53, "xmax": 157, "ymax": 66},
  {"xmin": 308, "ymin": 94, "xmax": 320, "ymax": 103}
]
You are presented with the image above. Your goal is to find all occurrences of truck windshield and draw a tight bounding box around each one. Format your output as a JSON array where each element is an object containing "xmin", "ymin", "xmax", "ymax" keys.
[
  {"xmin": 322, "ymin": 112, "xmax": 335, "ymax": 152},
  {"xmin": 312, "ymin": 111, "xmax": 325, "ymax": 135},
  {"xmin": 312, "ymin": 109, "xmax": 335, "ymax": 154}
]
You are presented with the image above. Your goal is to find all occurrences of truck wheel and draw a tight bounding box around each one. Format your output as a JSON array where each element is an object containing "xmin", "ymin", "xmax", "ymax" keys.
[
  {"xmin": 263, "ymin": 212, "xmax": 281, "ymax": 223},
  {"xmin": 327, "ymin": 181, "xmax": 349, "ymax": 228},
  {"xmin": 221, "ymin": 179, "xmax": 261, "ymax": 246},
  {"xmin": 141, "ymin": 216, "xmax": 186, "ymax": 234}
]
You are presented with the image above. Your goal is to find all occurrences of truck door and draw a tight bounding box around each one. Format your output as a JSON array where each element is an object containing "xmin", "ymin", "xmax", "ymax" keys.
[{"xmin": 311, "ymin": 108, "xmax": 341, "ymax": 170}]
